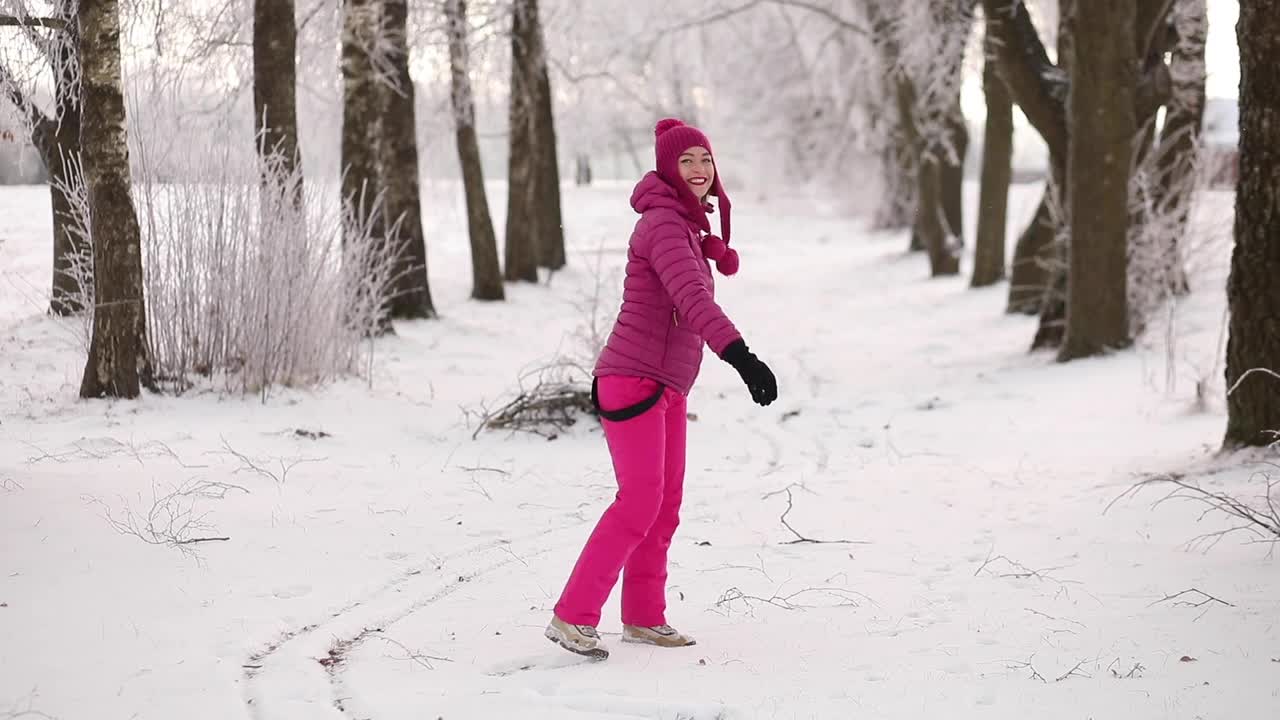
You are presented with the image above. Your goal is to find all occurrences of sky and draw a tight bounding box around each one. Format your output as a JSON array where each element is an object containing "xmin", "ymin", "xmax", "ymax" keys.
[{"xmin": 1204, "ymin": 0, "xmax": 1240, "ymax": 98}]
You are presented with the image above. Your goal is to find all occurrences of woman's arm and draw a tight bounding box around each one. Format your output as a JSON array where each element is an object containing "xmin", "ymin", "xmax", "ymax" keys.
[{"xmin": 646, "ymin": 219, "xmax": 742, "ymax": 354}]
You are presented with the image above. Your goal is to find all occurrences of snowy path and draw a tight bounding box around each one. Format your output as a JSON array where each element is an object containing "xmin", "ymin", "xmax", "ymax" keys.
[{"xmin": 3, "ymin": 184, "xmax": 1278, "ymax": 719}]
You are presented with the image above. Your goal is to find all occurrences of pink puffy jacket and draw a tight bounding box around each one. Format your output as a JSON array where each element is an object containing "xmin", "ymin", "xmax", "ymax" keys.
[{"xmin": 593, "ymin": 172, "xmax": 742, "ymax": 395}]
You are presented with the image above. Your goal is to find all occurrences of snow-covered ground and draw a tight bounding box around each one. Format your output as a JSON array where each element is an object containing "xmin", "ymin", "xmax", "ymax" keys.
[{"xmin": 2, "ymin": 180, "xmax": 1277, "ymax": 720}]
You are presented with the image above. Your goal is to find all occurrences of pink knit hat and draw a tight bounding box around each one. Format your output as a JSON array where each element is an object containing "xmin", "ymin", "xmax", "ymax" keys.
[{"xmin": 653, "ymin": 118, "xmax": 738, "ymax": 276}]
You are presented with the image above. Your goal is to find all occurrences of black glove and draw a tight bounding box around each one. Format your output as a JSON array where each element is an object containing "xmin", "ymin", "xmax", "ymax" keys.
[{"xmin": 720, "ymin": 339, "xmax": 777, "ymax": 406}]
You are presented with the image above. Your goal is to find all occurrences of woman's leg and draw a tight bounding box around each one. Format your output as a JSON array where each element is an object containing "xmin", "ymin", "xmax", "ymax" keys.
[
  {"xmin": 553, "ymin": 377, "xmax": 668, "ymax": 627},
  {"xmin": 620, "ymin": 389, "xmax": 687, "ymax": 627}
]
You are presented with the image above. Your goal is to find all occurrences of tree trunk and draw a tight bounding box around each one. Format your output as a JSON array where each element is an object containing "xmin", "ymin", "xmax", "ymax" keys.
[
  {"xmin": 1006, "ymin": 195, "xmax": 1053, "ymax": 313},
  {"xmin": 77, "ymin": 0, "xmax": 152, "ymax": 398},
  {"xmin": 47, "ymin": 14, "xmax": 84, "ymax": 317},
  {"xmin": 380, "ymin": 0, "xmax": 435, "ymax": 319},
  {"xmin": 1031, "ymin": 0, "xmax": 1074, "ymax": 347},
  {"xmin": 980, "ymin": 0, "xmax": 1068, "ymax": 166},
  {"xmin": 973, "ymin": 42, "xmax": 1012, "ymax": 288},
  {"xmin": 530, "ymin": 7, "xmax": 565, "ymax": 272},
  {"xmin": 1058, "ymin": 0, "xmax": 1136, "ymax": 361},
  {"xmin": 0, "ymin": 3, "xmax": 86, "ymax": 316},
  {"xmin": 340, "ymin": 0, "xmax": 391, "ymax": 332},
  {"xmin": 252, "ymin": 0, "xmax": 301, "ymax": 197},
  {"xmin": 892, "ymin": 73, "xmax": 929, "ymax": 253},
  {"xmin": 445, "ymin": 0, "xmax": 503, "ymax": 301},
  {"xmin": 874, "ymin": 136, "xmax": 918, "ymax": 230},
  {"xmin": 574, "ymin": 153, "xmax": 592, "ymax": 186},
  {"xmin": 918, "ymin": 155, "xmax": 960, "ymax": 276},
  {"xmin": 1223, "ymin": 0, "xmax": 1280, "ymax": 449},
  {"xmin": 1153, "ymin": 0, "xmax": 1206, "ymax": 297},
  {"xmin": 940, "ymin": 102, "xmax": 968, "ymax": 245},
  {"xmin": 504, "ymin": 0, "xmax": 539, "ymax": 283}
]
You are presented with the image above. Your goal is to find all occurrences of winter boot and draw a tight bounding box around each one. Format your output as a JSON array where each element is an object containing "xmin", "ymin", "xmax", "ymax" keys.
[
  {"xmin": 545, "ymin": 616, "xmax": 609, "ymax": 659},
  {"xmin": 621, "ymin": 624, "xmax": 696, "ymax": 647}
]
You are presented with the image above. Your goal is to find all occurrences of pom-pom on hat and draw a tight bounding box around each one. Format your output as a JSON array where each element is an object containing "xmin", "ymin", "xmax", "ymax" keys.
[{"xmin": 653, "ymin": 118, "xmax": 737, "ymax": 276}]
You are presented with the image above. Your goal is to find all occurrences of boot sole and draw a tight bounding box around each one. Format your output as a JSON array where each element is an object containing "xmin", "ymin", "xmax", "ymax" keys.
[{"xmin": 545, "ymin": 627, "xmax": 609, "ymax": 660}]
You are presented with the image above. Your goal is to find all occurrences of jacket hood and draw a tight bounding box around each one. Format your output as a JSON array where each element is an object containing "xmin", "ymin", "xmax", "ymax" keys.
[{"xmin": 630, "ymin": 171, "xmax": 711, "ymax": 234}]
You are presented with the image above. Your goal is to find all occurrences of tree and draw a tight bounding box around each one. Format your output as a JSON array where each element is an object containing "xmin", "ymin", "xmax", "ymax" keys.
[
  {"xmin": 0, "ymin": 1, "xmax": 85, "ymax": 316},
  {"xmin": 445, "ymin": 0, "xmax": 503, "ymax": 301},
  {"xmin": 252, "ymin": 0, "xmax": 301, "ymax": 197},
  {"xmin": 380, "ymin": 0, "xmax": 435, "ymax": 319},
  {"xmin": 504, "ymin": 0, "xmax": 539, "ymax": 283},
  {"xmin": 78, "ymin": 0, "xmax": 153, "ymax": 398},
  {"xmin": 1058, "ymin": 0, "xmax": 1136, "ymax": 360},
  {"xmin": 982, "ymin": 0, "xmax": 1067, "ymax": 318},
  {"xmin": 972, "ymin": 34, "xmax": 1012, "ymax": 288},
  {"xmin": 340, "ymin": 0, "xmax": 391, "ymax": 332},
  {"xmin": 530, "ymin": 9, "xmax": 565, "ymax": 272},
  {"xmin": 1151, "ymin": 0, "xmax": 1207, "ymax": 296},
  {"xmin": 1223, "ymin": 0, "xmax": 1280, "ymax": 449},
  {"xmin": 983, "ymin": 0, "xmax": 1179, "ymax": 350}
]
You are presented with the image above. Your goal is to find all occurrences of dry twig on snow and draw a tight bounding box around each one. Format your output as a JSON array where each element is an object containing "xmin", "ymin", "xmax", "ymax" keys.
[
  {"xmin": 84, "ymin": 478, "xmax": 246, "ymax": 556},
  {"xmin": 217, "ymin": 437, "xmax": 323, "ymax": 484},
  {"xmin": 470, "ymin": 365, "xmax": 595, "ymax": 440},
  {"xmin": 714, "ymin": 584, "xmax": 870, "ymax": 615},
  {"xmin": 1108, "ymin": 470, "xmax": 1280, "ymax": 552},
  {"xmin": 763, "ymin": 484, "xmax": 869, "ymax": 545}
]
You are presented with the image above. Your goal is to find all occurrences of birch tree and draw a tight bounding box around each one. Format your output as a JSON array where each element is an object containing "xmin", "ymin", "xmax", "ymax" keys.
[{"xmin": 77, "ymin": 0, "xmax": 154, "ymax": 397}]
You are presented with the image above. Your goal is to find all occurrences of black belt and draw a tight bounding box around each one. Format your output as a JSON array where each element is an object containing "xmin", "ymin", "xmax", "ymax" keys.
[{"xmin": 591, "ymin": 377, "xmax": 666, "ymax": 422}]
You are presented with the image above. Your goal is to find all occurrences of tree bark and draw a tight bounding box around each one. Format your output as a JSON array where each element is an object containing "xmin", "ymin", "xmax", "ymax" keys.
[
  {"xmin": 1058, "ymin": 0, "xmax": 1136, "ymax": 361},
  {"xmin": 973, "ymin": 41, "xmax": 1012, "ymax": 288},
  {"xmin": 530, "ymin": 7, "xmax": 566, "ymax": 272},
  {"xmin": 892, "ymin": 73, "xmax": 929, "ymax": 254},
  {"xmin": 1153, "ymin": 0, "xmax": 1206, "ymax": 296},
  {"xmin": 445, "ymin": 0, "xmax": 504, "ymax": 301},
  {"xmin": 983, "ymin": 0, "xmax": 1068, "ymax": 316},
  {"xmin": 252, "ymin": 0, "xmax": 301, "ymax": 198},
  {"xmin": 1223, "ymin": 0, "xmax": 1280, "ymax": 449},
  {"xmin": 77, "ymin": 0, "xmax": 152, "ymax": 398},
  {"xmin": 980, "ymin": 0, "xmax": 1067, "ymax": 166},
  {"xmin": 918, "ymin": 155, "xmax": 960, "ymax": 276},
  {"xmin": 380, "ymin": 0, "xmax": 435, "ymax": 319},
  {"xmin": 504, "ymin": 0, "xmax": 539, "ymax": 283},
  {"xmin": 1006, "ymin": 197, "xmax": 1053, "ymax": 312},
  {"xmin": 1032, "ymin": 0, "xmax": 1075, "ymax": 349},
  {"xmin": 865, "ymin": 0, "xmax": 918, "ymax": 234},
  {"xmin": 874, "ymin": 133, "xmax": 918, "ymax": 231},
  {"xmin": 940, "ymin": 101, "xmax": 968, "ymax": 246},
  {"xmin": 340, "ymin": 0, "xmax": 391, "ymax": 332}
]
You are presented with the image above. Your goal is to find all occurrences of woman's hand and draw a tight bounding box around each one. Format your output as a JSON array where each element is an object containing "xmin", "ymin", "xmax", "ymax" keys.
[{"xmin": 720, "ymin": 339, "xmax": 777, "ymax": 406}]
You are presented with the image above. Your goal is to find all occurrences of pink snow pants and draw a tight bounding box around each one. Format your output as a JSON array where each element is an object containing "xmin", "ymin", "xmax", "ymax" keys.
[{"xmin": 554, "ymin": 375, "xmax": 687, "ymax": 627}]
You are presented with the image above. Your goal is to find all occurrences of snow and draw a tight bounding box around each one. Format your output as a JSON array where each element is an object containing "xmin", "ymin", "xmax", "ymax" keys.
[{"xmin": 2, "ymin": 180, "xmax": 1277, "ymax": 720}]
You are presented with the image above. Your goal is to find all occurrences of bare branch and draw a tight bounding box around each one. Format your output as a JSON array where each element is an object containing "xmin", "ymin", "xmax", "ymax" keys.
[
  {"xmin": 1112, "ymin": 472, "xmax": 1280, "ymax": 548},
  {"xmin": 0, "ymin": 15, "xmax": 67, "ymax": 29},
  {"xmin": 371, "ymin": 633, "xmax": 453, "ymax": 670},
  {"xmin": 84, "ymin": 479, "xmax": 246, "ymax": 558},
  {"xmin": 1226, "ymin": 367, "xmax": 1280, "ymax": 397},
  {"xmin": 981, "ymin": 0, "xmax": 1067, "ymax": 162},
  {"xmin": 1147, "ymin": 587, "xmax": 1234, "ymax": 609},
  {"xmin": 1054, "ymin": 660, "xmax": 1092, "ymax": 682},
  {"xmin": 765, "ymin": 484, "xmax": 869, "ymax": 545},
  {"xmin": 715, "ymin": 584, "xmax": 870, "ymax": 614}
]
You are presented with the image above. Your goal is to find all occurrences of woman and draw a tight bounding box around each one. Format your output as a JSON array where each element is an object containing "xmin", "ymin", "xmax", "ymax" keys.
[{"xmin": 545, "ymin": 118, "xmax": 777, "ymax": 660}]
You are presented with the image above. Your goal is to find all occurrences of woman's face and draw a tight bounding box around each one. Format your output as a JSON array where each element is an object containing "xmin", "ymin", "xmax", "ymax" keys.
[{"xmin": 678, "ymin": 146, "xmax": 715, "ymax": 200}]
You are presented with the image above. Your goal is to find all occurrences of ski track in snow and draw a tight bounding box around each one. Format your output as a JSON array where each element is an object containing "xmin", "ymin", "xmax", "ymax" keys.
[{"xmin": 244, "ymin": 525, "xmax": 580, "ymax": 719}]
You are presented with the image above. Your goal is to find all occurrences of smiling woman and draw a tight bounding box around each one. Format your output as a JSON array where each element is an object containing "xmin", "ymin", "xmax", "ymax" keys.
[{"xmin": 677, "ymin": 146, "xmax": 715, "ymax": 200}]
